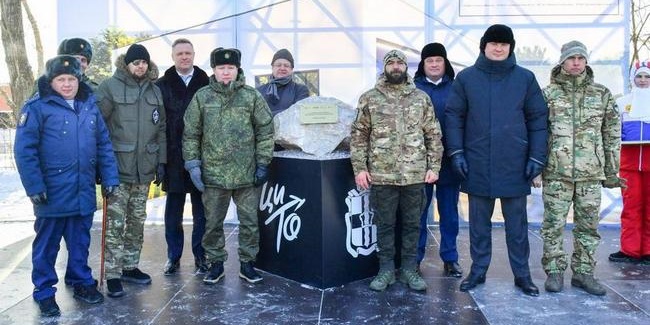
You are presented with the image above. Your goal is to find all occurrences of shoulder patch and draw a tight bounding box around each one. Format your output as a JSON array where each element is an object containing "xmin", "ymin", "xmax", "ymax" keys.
[{"xmin": 18, "ymin": 112, "xmax": 28, "ymax": 127}]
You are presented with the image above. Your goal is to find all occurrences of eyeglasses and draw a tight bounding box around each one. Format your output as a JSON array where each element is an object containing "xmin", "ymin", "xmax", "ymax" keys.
[{"xmin": 272, "ymin": 63, "xmax": 292, "ymax": 69}]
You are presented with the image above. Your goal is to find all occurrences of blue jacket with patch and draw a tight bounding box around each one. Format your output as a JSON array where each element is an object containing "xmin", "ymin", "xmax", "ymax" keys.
[{"xmin": 14, "ymin": 77, "xmax": 119, "ymax": 218}]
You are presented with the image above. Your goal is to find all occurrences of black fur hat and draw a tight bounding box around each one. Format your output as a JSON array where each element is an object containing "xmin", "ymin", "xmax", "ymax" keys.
[
  {"xmin": 414, "ymin": 42, "xmax": 455, "ymax": 80},
  {"xmin": 480, "ymin": 24, "xmax": 515, "ymax": 55},
  {"xmin": 57, "ymin": 38, "xmax": 93, "ymax": 63},
  {"xmin": 45, "ymin": 55, "xmax": 82, "ymax": 82},
  {"xmin": 210, "ymin": 47, "xmax": 241, "ymax": 68}
]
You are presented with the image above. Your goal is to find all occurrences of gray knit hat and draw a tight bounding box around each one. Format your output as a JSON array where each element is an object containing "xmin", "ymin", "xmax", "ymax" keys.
[{"xmin": 559, "ymin": 41, "xmax": 589, "ymax": 64}]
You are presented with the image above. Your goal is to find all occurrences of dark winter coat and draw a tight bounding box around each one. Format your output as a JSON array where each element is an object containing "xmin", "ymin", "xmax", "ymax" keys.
[
  {"xmin": 257, "ymin": 79, "xmax": 309, "ymax": 115},
  {"xmin": 96, "ymin": 54, "xmax": 167, "ymax": 184},
  {"xmin": 445, "ymin": 53, "xmax": 548, "ymax": 198},
  {"xmin": 14, "ymin": 78, "xmax": 119, "ymax": 218},
  {"xmin": 414, "ymin": 74, "xmax": 460, "ymax": 186},
  {"xmin": 156, "ymin": 66, "xmax": 209, "ymax": 193}
]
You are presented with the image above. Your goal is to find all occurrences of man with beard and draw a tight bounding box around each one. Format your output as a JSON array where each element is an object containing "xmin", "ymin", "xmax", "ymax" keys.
[
  {"xmin": 350, "ymin": 49, "xmax": 443, "ymax": 292},
  {"xmin": 96, "ymin": 44, "xmax": 167, "ymax": 298},
  {"xmin": 445, "ymin": 24, "xmax": 548, "ymax": 296}
]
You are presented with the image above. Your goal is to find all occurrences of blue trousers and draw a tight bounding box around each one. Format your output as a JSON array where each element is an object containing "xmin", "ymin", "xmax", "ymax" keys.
[
  {"xmin": 417, "ymin": 183, "xmax": 460, "ymax": 264},
  {"xmin": 468, "ymin": 195, "xmax": 531, "ymax": 278},
  {"xmin": 164, "ymin": 189, "xmax": 206, "ymax": 262},
  {"xmin": 32, "ymin": 215, "xmax": 94, "ymax": 301}
]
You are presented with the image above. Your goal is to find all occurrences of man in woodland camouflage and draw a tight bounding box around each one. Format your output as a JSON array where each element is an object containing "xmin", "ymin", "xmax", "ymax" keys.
[
  {"xmin": 541, "ymin": 40, "xmax": 622, "ymax": 296},
  {"xmin": 350, "ymin": 49, "xmax": 443, "ymax": 292},
  {"xmin": 183, "ymin": 48, "xmax": 274, "ymax": 285}
]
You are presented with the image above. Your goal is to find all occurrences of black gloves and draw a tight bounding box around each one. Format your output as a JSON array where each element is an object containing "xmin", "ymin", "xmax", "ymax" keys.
[
  {"xmin": 154, "ymin": 163, "xmax": 166, "ymax": 186},
  {"xmin": 185, "ymin": 160, "xmax": 205, "ymax": 192},
  {"xmin": 525, "ymin": 159, "xmax": 544, "ymax": 182},
  {"xmin": 102, "ymin": 185, "xmax": 118, "ymax": 198},
  {"xmin": 29, "ymin": 192, "xmax": 47, "ymax": 205},
  {"xmin": 451, "ymin": 153, "xmax": 468, "ymax": 180},
  {"xmin": 254, "ymin": 165, "xmax": 269, "ymax": 186}
]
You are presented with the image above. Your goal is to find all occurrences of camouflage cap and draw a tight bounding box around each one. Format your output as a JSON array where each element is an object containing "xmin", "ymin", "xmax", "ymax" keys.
[{"xmin": 383, "ymin": 49, "xmax": 407, "ymax": 67}]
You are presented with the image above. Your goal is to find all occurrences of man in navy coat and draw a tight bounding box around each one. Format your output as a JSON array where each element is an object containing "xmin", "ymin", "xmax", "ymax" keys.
[
  {"xmin": 445, "ymin": 24, "xmax": 548, "ymax": 296},
  {"xmin": 15, "ymin": 55, "xmax": 119, "ymax": 316}
]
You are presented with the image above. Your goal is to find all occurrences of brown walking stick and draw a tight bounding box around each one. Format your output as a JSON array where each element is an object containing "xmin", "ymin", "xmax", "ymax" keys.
[{"xmin": 99, "ymin": 195, "xmax": 107, "ymax": 290}]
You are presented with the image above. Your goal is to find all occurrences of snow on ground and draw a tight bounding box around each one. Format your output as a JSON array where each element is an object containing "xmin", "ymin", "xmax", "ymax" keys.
[{"xmin": 0, "ymin": 168, "xmax": 238, "ymax": 249}]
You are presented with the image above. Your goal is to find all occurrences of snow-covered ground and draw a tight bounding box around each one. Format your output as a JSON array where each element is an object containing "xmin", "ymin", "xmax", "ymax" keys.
[{"xmin": 0, "ymin": 168, "xmax": 238, "ymax": 250}]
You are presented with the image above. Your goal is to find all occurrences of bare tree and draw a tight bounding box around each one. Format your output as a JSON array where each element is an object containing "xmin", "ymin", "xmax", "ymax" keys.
[
  {"xmin": 21, "ymin": 0, "xmax": 43, "ymax": 76},
  {"xmin": 630, "ymin": 0, "xmax": 650, "ymax": 67},
  {"xmin": 0, "ymin": 0, "xmax": 35, "ymax": 124}
]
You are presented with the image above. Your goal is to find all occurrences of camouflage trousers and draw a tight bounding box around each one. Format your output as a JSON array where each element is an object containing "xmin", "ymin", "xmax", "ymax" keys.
[
  {"xmin": 541, "ymin": 179, "xmax": 602, "ymax": 275},
  {"xmin": 370, "ymin": 184, "xmax": 426, "ymax": 272},
  {"xmin": 202, "ymin": 186, "xmax": 261, "ymax": 264},
  {"xmin": 104, "ymin": 182, "xmax": 150, "ymax": 279}
]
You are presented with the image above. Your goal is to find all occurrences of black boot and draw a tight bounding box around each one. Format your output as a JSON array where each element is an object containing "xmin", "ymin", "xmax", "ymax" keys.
[
  {"xmin": 121, "ymin": 268, "xmax": 152, "ymax": 284},
  {"xmin": 239, "ymin": 261, "xmax": 263, "ymax": 284},
  {"xmin": 203, "ymin": 262, "xmax": 224, "ymax": 284},
  {"xmin": 37, "ymin": 297, "xmax": 60, "ymax": 317},
  {"xmin": 106, "ymin": 278, "xmax": 125, "ymax": 298},
  {"xmin": 73, "ymin": 283, "xmax": 104, "ymax": 304}
]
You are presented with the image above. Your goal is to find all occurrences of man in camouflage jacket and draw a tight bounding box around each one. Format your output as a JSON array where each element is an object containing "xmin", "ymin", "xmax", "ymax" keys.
[
  {"xmin": 541, "ymin": 40, "xmax": 621, "ymax": 296},
  {"xmin": 183, "ymin": 48, "xmax": 274, "ymax": 285},
  {"xmin": 350, "ymin": 49, "xmax": 443, "ymax": 292}
]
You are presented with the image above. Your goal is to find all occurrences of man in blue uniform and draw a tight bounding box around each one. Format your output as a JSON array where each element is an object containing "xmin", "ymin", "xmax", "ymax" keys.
[{"xmin": 15, "ymin": 55, "xmax": 119, "ymax": 316}]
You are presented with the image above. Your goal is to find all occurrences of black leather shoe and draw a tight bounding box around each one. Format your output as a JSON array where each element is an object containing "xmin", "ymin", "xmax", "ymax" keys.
[
  {"xmin": 459, "ymin": 273, "xmax": 486, "ymax": 291},
  {"xmin": 163, "ymin": 259, "xmax": 180, "ymax": 275},
  {"xmin": 443, "ymin": 262, "xmax": 463, "ymax": 278},
  {"xmin": 514, "ymin": 276, "xmax": 539, "ymax": 297},
  {"xmin": 195, "ymin": 258, "xmax": 209, "ymax": 275}
]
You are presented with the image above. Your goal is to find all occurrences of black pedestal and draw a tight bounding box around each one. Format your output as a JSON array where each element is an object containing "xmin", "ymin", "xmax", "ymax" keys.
[{"xmin": 256, "ymin": 156, "xmax": 378, "ymax": 289}]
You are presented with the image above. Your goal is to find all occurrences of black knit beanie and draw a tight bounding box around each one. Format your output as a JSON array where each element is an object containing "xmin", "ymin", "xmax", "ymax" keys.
[
  {"xmin": 480, "ymin": 24, "xmax": 515, "ymax": 55},
  {"xmin": 272, "ymin": 49, "xmax": 294, "ymax": 68},
  {"xmin": 57, "ymin": 38, "xmax": 93, "ymax": 63},
  {"xmin": 124, "ymin": 44, "xmax": 150, "ymax": 65}
]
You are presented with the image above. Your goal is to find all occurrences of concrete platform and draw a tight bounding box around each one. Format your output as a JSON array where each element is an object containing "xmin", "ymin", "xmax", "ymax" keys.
[{"xmin": 0, "ymin": 222, "xmax": 648, "ymax": 324}]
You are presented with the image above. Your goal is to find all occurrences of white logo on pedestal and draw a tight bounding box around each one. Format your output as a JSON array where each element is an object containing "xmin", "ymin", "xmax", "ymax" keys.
[
  {"xmin": 259, "ymin": 183, "xmax": 304, "ymax": 253},
  {"xmin": 345, "ymin": 189, "xmax": 377, "ymax": 257}
]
